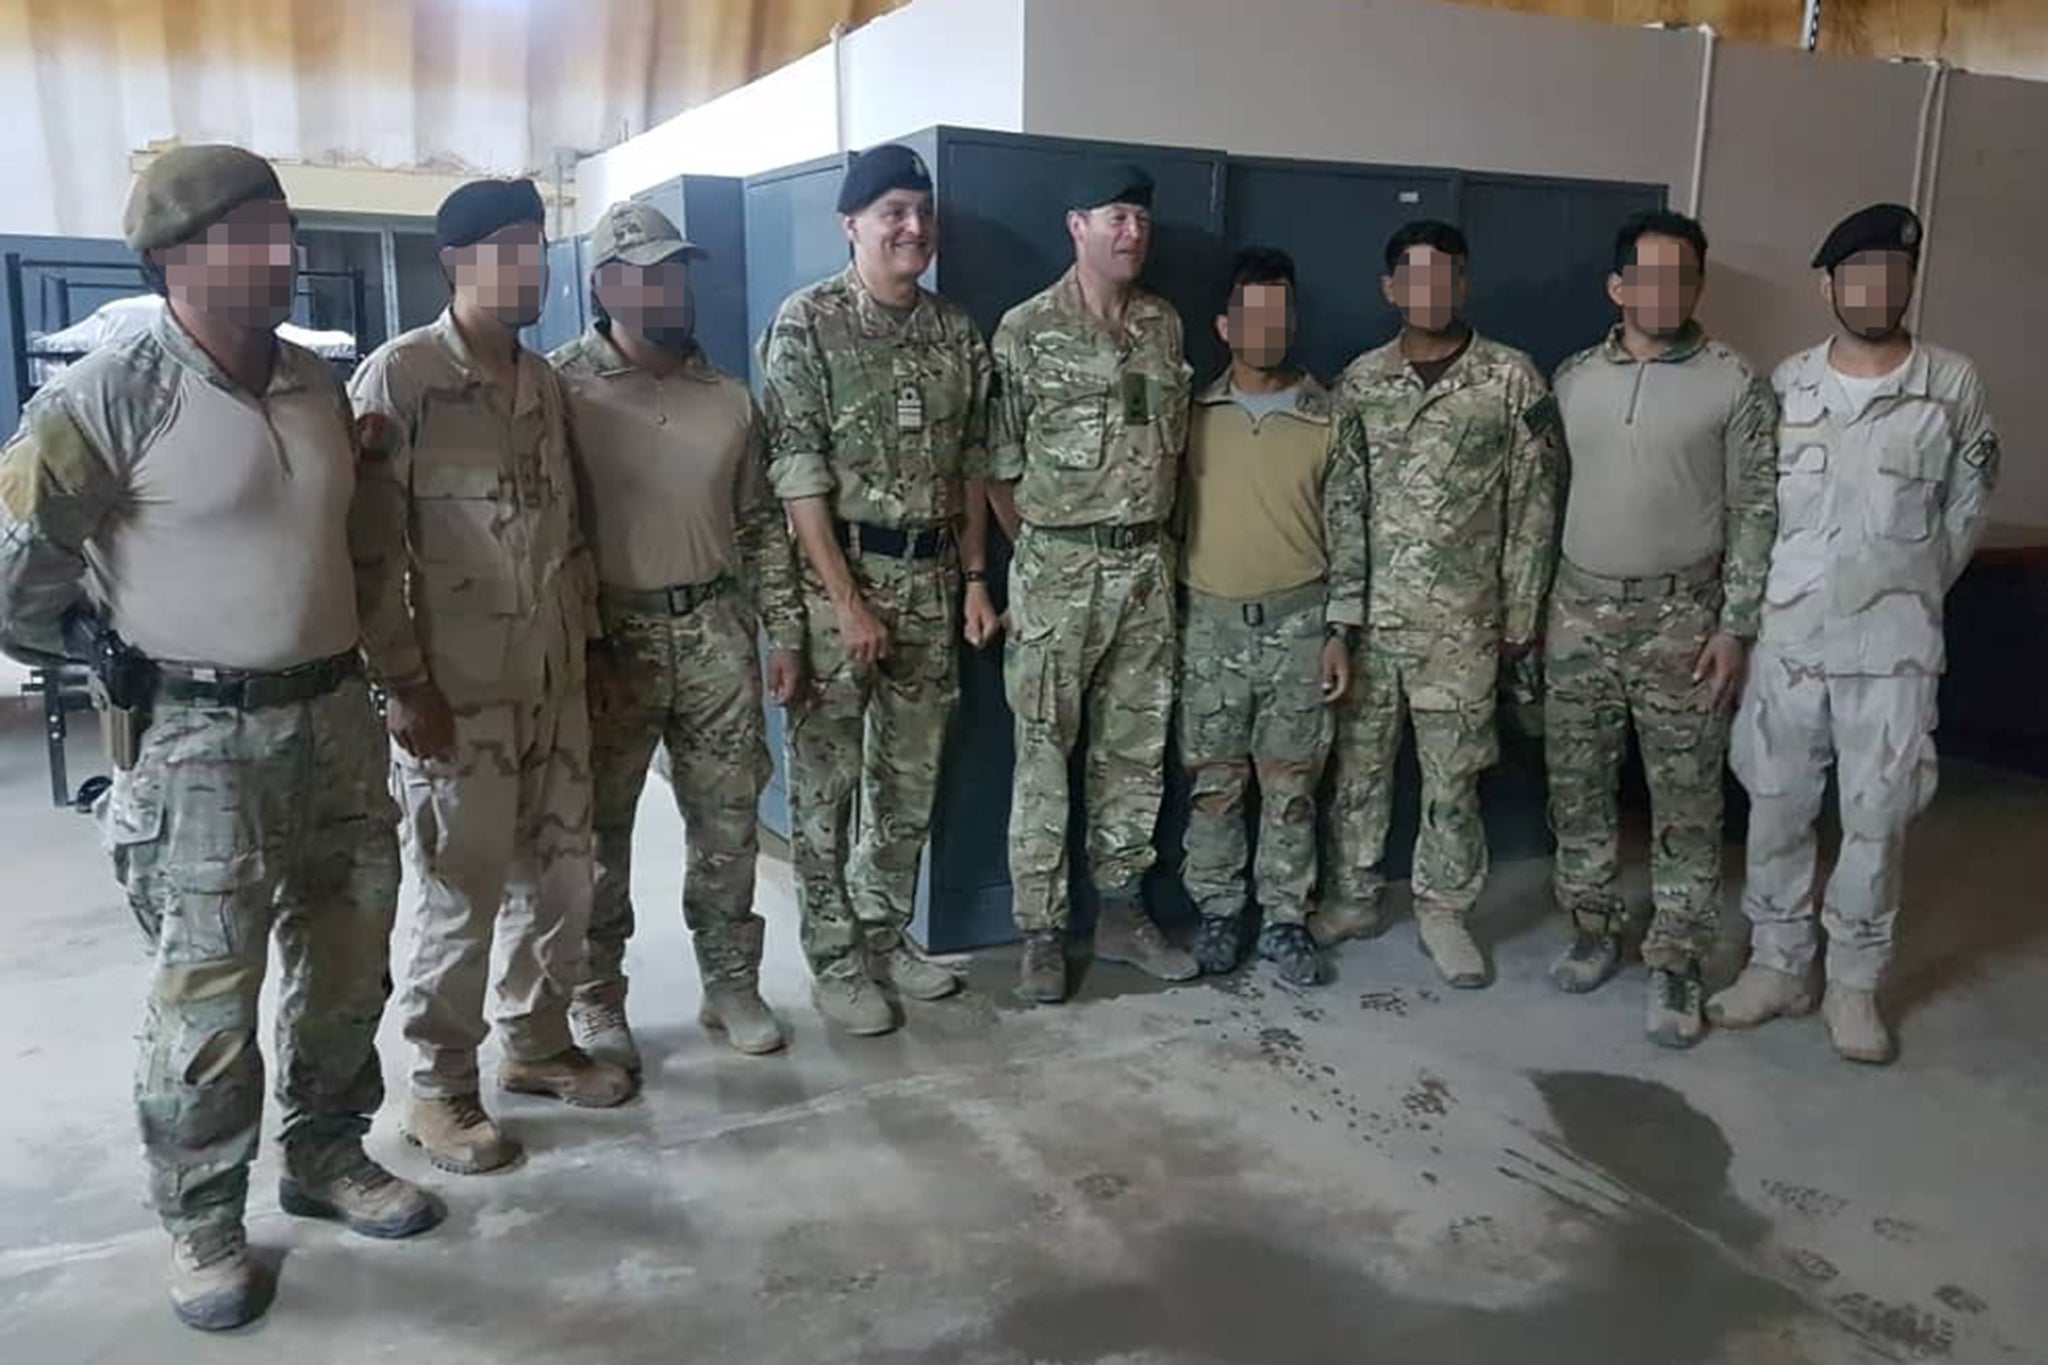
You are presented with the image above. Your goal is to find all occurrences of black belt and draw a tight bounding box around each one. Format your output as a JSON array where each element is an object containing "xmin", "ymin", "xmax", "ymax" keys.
[
  {"xmin": 156, "ymin": 651, "xmax": 362, "ymax": 710},
  {"xmin": 1029, "ymin": 522, "xmax": 1160, "ymax": 551},
  {"xmin": 601, "ymin": 577, "xmax": 731, "ymax": 616},
  {"xmin": 834, "ymin": 520, "xmax": 953, "ymax": 560},
  {"xmin": 1559, "ymin": 557, "xmax": 1720, "ymax": 602}
]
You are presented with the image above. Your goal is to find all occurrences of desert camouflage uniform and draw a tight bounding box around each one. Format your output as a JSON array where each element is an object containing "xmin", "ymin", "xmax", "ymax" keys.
[
  {"xmin": 991, "ymin": 268, "xmax": 1191, "ymax": 933},
  {"xmin": 550, "ymin": 328, "xmax": 803, "ymax": 999},
  {"xmin": 1177, "ymin": 374, "xmax": 1367, "ymax": 927},
  {"xmin": 0, "ymin": 312, "xmax": 399, "ymax": 1235},
  {"xmin": 1733, "ymin": 341, "xmax": 1998, "ymax": 989},
  {"xmin": 1324, "ymin": 333, "xmax": 1561, "ymax": 917},
  {"xmin": 1545, "ymin": 325, "xmax": 1778, "ymax": 969},
  {"xmin": 759, "ymin": 266, "xmax": 992, "ymax": 969},
  {"xmin": 350, "ymin": 310, "xmax": 603, "ymax": 1098}
]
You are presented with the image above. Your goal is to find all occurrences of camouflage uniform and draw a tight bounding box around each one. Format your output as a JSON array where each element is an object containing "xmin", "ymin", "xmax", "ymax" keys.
[
  {"xmin": 350, "ymin": 310, "xmax": 603, "ymax": 1098},
  {"xmin": 1324, "ymin": 334, "xmax": 1561, "ymax": 916},
  {"xmin": 1732, "ymin": 341, "xmax": 1998, "ymax": 989},
  {"xmin": 1176, "ymin": 374, "xmax": 1367, "ymax": 926},
  {"xmin": 758, "ymin": 266, "xmax": 992, "ymax": 969},
  {"xmin": 991, "ymin": 268, "xmax": 1191, "ymax": 931},
  {"xmin": 1545, "ymin": 326, "xmax": 1778, "ymax": 969},
  {"xmin": 0, "ymin": 312, "xmax": 399, "ymax": 1235},
  {"xmin": 550, "ymin": 328, "xmax": 804, "ymax": 1000}
]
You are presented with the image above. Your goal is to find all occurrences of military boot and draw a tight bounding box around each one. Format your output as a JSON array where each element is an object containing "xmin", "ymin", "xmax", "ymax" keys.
[
  {"xmin": 1259, "ymin": 923, "xmax": 1323, "ymax": 987},
  {"xmin": 403, "ymin": 1094, "xmax": 522, "ymax": 1175},
  {"xmin": 699, "ymin": 986, "xmax": 789, "ymax": 1055},
  {"xmin": 1017, "ymin": 931, "xmax": 1068, "ymax": 1003},
  {"xmin": 1823, "ymin": 984, "xmax": 1894, "ymax": 1065},
  {"xmin": 1550, "ymin": 928, "xmax": 1623, "ymax": 995},
  {"xmin": 569, "ymin": 994, "xmax": 641, "ymax": 1075},
  {"xmin": 1644, "ymin": 965, "xmax": 1707, "ymax": 1050},
  {"xmin": 167, "ymin": 1222, "xmax": 264, "ymax": 1332},
  {"xmin": 1095, "ymin": 894, "xmax": 1199, "ymax": 982},
  {"xmin": 500, "ymin": 1047, "xmax": 636, "ymax": 1108},
  {"xmin": 1306, "ymin": 896, "xmax": 1384, "ymax": 950},
  {"xmin": 1415, "ymin": 904, "xmax": 1489, "ymax": 989},
  {"xmin": 812, "ymin": 955, "xmax": 897, "ymax": 1035},
  {"xmin": 869, "ymin": 938, "xmax": 962, "ymax": 1002},
  {"xmin": 1706, "ymin": 963, "xmax": 1816, "ymax": 1029},
  {"xmin": 280, "ymin": 1145, "xmax": 442, "ymax": 1239},
  {"xmin": 1193, "ymin": 913, "xmax": 1247, "ymax": 975}
]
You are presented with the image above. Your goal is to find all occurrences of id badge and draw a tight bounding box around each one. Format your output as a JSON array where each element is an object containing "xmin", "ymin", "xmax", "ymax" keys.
[
  {"xmin": 1121, "ymin": 371, "xmax": 1151, "ymax": 426},
  {"xmin": 896, "ymin": 384, "xmax": 926, "ymax": 434}
]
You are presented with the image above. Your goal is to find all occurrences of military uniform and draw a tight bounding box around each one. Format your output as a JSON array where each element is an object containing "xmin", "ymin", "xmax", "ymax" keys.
[
  {"xmin": 551, "ymin": 323, "xmax": 802, "ymax": 1015},
  {"xmin": 991, "ymin": 266, "xmax": 1191, "ymax": 936},
  {"xmin": 1324, "ymin": 334, "xmax": 1560, "ymax": 927},
  {"xmin": 349, "ymin": 308, "xmax": 604, "ymax": 1100},
  {"xmin": 1546, "ymin": 323, "xmax": 1778, "ymax": 975},
  {"xmin": 758, "ymin": 264, "xmax": 992, "ymax": 974},
  {"xmin": 1732, "ymin": 339, "xmax": 1997, "ymax": 990},
  {"xmin": 0, "ymin": 146, "xmax": 434, "ymax": 1330},
  {"xmin": 1176, "ymin": 373, "xmax": 1366, "ymax": 939}
]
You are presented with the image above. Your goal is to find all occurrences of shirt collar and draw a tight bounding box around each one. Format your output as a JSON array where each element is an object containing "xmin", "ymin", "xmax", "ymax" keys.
[
  {"xmin": 152, "ymin": 306, "xmax": 310, "ymax": 399},
  {"xmin": 840, "ymin": 264, "xmax": 942, "ymax": 342},
  {"xmin": 1048, "ymin": 265, "xmax": 1165, "ymax": 339},
  {"xmin": 576, "ymin": 326, "xmax": 717, "ymax": 382},
  {"xmin": 1599, "ymin": 320, "xmax": 1708, "ymax": 365},
  {"xmin": 1814, "ymin": 338, "xmax": 1930, "ymax": 413},
  {"xmin": 432, "ymin": 307, "xmax": 542, "ymax": 414},
  {"xmin": 1195, "ymin": 369, "xmax": 1330, "ymax": 422}
]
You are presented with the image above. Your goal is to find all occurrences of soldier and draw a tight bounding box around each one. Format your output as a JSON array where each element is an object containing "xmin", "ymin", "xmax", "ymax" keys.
[
  {"xmin": 1176, "ymin": 247, "xmax": 1365, "ymax": 986},
  {"xmin": 350, "ymin": 178, "xmax": 632, "ymax": 1176},
  {"xmin": 551, "ymin": 201, "xmax": 805, "ymax": 1065},
  {"xmin": 987, "ymin": 164, "xmax": 1198, "ymax": 1004},
  {"xmin": 1544, "ymin": 210, "xmax": 1778, "ymax": 1048},
  {"xmin": 0, "ymin": 146, "xmax": 439, "ymax": 1331},
  {"xmin": 1709, "ymin": 204, "xmax": 1999, "ymax": 1065},
  {"xmin": 758, "ymin": 144, "xmax": 997, "ymax": 1036},
  {"xmin": 1317, "ymin": 220, "xmax": 1561, "ymax": 988}
]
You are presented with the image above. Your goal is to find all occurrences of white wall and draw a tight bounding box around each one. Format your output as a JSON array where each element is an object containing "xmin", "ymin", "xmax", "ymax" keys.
[{"xmin": 576, "ymin": 0, "xmax": 1026, "ymax": 233}]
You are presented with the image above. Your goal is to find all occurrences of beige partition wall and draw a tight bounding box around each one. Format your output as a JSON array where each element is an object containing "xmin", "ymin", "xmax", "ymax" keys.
[
  {"xmin": 1920, "ymin": 71, "xmax": 2048, "ymax": 528},
  {"xmin": 1692, "ymin": 45, "xmax": 1927, "ymax": 386}
]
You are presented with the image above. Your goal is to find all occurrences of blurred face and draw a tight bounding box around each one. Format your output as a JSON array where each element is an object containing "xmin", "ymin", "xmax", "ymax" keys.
[
  {"xmin": 444, "ymin": 221, "xmax": 547, "ymax": 328},
  {"xmin": 1217, "ymin": 280, "xmax": 1294, "ymax": 371},
  {"xmin": 1609, "ymin": 232, "xmax": 1704, "ymax": 340},
  {"xmin": 1824, "ymin": 249, "xmax": 1915, "ymax": 341},
  {"xmin": 1383, "ymin": 245, "xmax": 1467, "ymax": 335},
  {"xmin": 844, "ymin": 189, "xmax": 935, "ymax": 283},
  {"xmin": 1068, "ymin": 202, "xmax": 1152, "ymax": 286},
  {"xmin": 594, "ymin": 258, "xmax": 695, "ymax": 350},
  {"xmin": 157, "ymin": 198, "xmax": 297, "ymax": 331}
]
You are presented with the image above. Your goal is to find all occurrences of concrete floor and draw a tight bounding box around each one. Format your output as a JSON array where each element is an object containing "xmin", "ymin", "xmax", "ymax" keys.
[{"xmin": 1, "ymin": 712, "xmax": 2045, "ymax": 1365}]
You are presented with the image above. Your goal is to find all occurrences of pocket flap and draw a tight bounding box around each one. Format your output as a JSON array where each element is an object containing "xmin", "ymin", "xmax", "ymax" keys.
[
  {"xmin": 1779, "ymin": 443, "xmax": 1827, "ymax": 476},
  {"xmin": 100, "ymin": 767, "xmax": 166, "ymax": 847}
]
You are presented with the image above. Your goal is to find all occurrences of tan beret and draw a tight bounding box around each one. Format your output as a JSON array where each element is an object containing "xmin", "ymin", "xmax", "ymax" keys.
[{"xmin": 123, "ymin": 145, "xmax": 286, "ymax": 251}]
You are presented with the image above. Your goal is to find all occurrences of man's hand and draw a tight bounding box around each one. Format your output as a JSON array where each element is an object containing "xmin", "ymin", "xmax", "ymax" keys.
[
  {"xmin": 1320, "ymin": 638, "xmax": 1352, "ymax": 704},
  {"xmin": 1694, "ymin": 632, "xmax": 1749, "ymax": 712},
  {"xmin": 963, "ymin": 579, "xmax": 1004, "ymax": 648},
  {"xmin": 766, "ymin": 648, "xmax": 805, "ymax": 706},
  {"xmin": 586, "ymin": 644, "xmax": 621, "ymax": 720},
  {"xmin": 386, "ymin": 678, "xmax": 457, "ymax": 761},
  {"xmin": 834, "ymin": 591, "xmax": 891, "ymax": 667},
  {"xmin": 1499, "ymin": 637, "xmax": 1537, "ymax": 663}
]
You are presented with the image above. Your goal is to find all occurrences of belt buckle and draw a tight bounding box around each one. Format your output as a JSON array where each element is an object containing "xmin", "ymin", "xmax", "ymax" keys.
[
  {"xmin": 1242, "ymin": 602, "xmax": 1265, "ymax": 627},
  {"xmin": 1104, "ymin": 526, "xmax": 1131, "ymax": 551},
  {"xmin": 667, "ymin": 586, "xmax": 689, "ymax": 614}
]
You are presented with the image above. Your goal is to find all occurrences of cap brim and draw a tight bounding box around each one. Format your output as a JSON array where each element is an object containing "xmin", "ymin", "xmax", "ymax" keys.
[{"xmin": 611, "ymin": 240, "xmax": 700, "ymax": 266}]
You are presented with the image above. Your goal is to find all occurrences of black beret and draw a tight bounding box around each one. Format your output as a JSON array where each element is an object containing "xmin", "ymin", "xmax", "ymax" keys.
[
  {"xmin": 436, "ymin": 178, "xmax": 545, "ymax": 252},
  {"xmin": 1813, "ymin": 202, "xmax": 1922, "ymax": 272},
  {"xmin": 1069, "ymin": 163, "xmax": 1154, "ymax": 213},
  {"xmin": 837, "ymin": 144, "xmax": 933, "ymax": 215}
]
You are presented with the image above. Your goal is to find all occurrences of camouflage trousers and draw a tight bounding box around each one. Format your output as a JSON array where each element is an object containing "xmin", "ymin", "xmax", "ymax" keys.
[
  {"xmin": 583, "ymin": 588, "xmax": 773, "ymax": 1003},
  {"xmin": 1325, "ymin": 629, "xmax": 1499, "ymax": 915},
  {"xmin": 102, "ymin": 677, "xmax": 399, "ymax": 1236},
  {"xmin": 1178, "ymin": 585, "xmax": 1334, "ymax": 927},
  {"xmin": 789, "ymin": 549, "xmax": 957, "ymax": 970},
  {"xmin": 1732, "ymin": 651, "xmax": 1939, "ymax": 990},
  {"xmin": 393, "ymin": 665, "xmax": 594, "ymax": 1098},
  {"xmin": 1544, "ymin": 563, "xmax": 1729, "ymax": 971},
  {"xmin": 1005, "ymin": 528, "xmax": 1175, "ymax": 933}
]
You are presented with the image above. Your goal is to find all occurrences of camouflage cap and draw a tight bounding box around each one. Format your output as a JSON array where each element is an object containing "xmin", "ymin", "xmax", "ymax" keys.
[
  {"xmin": 1069, "ymin": 162, "xmax": 1154, "ymax": 213},
  {"xmin": 589, "ymin": 200, "xmax": 701, "ymax": 268},
  {"xmin": 1813, "ymin": 202, "xmax": 1922, "ymax": 272},
  {"xmin": 122, "ymin": 145, "xmax": 286, "ymax": 251}
]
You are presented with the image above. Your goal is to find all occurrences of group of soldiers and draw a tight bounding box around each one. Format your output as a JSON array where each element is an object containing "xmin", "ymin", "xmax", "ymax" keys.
[{"xmin": 0, "ymin": 138, "xmax": 1997, "ymax": 1331}]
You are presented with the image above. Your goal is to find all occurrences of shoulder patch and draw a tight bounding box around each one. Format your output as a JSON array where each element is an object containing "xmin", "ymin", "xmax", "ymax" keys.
[
  {"xmin": 1965, "ymin": 431, "xmax": 2001, "ymax": 477},
  {"xmin": 1522, "ymin": 394, "xmax": 1563, "ymax": 439}
]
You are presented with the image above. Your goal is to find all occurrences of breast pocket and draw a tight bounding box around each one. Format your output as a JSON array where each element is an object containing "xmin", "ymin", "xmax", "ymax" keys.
[
  {"xmin": 413, "ymin": 462, "xmax": 509, "ymax": 568},
  {"xmin": 1872, "ymin": 441, "xmax": 1946, "ymax": 542},
  {"xmin": 1036, "ymin": 388, "xmax": 1110, "ymax": 471}
]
